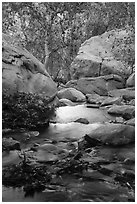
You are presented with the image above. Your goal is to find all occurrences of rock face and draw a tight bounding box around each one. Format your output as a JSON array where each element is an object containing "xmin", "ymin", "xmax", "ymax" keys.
[
  {"xmin": 57, "ymin": 88, "xmax": 86, "ymax": 102},
  {"xmin": 108, "ymin": 105, "xmax": 135, "ymax": 120},
  {"xmin": 126, "ymin": 73, "xmax": 135, "ymax": 87},
  {"xmin": 2, "ymin": 33, "xmax": 57, "ymax": 98},
  {"xmin": 2, "ymin": 33, "xmax": 57, "ymax": 129},
  {"xmin": 66, "ymin": 74, "xmax": 124, "ymax": 96},
  {"xmin": 70, "ymin": 29, "xmax": 134, "ymax": 79},
  {"xmin": 85, "ymin": 123, "xmax": 135, "ymax": 146}
]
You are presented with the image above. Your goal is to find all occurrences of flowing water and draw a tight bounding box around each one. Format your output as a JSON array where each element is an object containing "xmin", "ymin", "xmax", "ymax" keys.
[{"xmin": 2, "ymin": 105, "xmax": 135, "ymax": 202}]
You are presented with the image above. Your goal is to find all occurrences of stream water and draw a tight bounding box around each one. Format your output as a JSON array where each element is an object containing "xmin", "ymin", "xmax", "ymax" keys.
[{"xmin": 2, "ymin": 105, "xmax": 135, "ymax": 202}]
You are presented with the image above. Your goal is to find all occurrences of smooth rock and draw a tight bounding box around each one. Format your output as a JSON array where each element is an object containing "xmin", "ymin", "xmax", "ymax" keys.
[
  {"xmin": 85, "ymin": 123, "xmax": 135, "ymax": 146},
  {"xmin": 34, "ymin": 143, "xmax": 69, "ymax": 162},
  {"xmin": 57, "ymin": 88, "xmax": 86, "ymax": 102},
  {"xmin": 57, "ymin": 98, "xmax": 75, "ymax": 107},
  {"xmin": 74, "ymin": 118, "xmax": 89, "ymax": 124},
  {"xmin": 108, "ymin": 105, "xmax": 135, "ymax": 120}
]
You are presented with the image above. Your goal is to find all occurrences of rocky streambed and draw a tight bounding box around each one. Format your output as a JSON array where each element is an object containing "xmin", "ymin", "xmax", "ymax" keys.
[{"xmin": 2, "ymin": 105, "xmax": 135, "ymax": 202}]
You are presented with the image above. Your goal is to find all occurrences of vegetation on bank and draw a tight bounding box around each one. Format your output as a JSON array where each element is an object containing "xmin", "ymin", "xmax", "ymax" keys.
[{"xmin": 2, "ymin": 92, "xmax": 55, "ymax": 130}]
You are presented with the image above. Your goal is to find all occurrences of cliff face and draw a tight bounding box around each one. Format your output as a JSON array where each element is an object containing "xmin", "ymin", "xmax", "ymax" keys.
[
  {"xmin": 2, "ymin": 34, "xmax": 57, "ymax": 130},
  {"xmin": 70, "ymin": 28, "xmax": 134, "ymax": 79}
]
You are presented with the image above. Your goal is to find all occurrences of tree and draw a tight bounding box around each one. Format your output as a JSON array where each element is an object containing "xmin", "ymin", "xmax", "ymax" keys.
[{"xmin": 2, "ymin": 2, "xmax": 135, "ymax": 82}]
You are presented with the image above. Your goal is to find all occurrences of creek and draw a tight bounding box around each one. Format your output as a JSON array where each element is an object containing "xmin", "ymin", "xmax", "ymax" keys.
[{"xmin": 2, "ymin": 105, "xmax": 135, "ymax": 202}]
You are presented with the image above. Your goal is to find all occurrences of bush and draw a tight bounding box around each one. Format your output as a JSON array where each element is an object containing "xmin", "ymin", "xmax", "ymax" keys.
[{"xmin": 2, "ymin": 92, "xmax": 55, "ymax": 130}]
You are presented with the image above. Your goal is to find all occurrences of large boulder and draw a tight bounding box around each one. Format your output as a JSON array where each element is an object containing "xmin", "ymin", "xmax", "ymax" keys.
[
  {"xmin": 66, "ymin": 74, "xmax": 124, "ymax": 96},
  {"xmin": 85, "ymin": 123, "xmax": 135, "ymax": 146},
  {"xmin": 2, "ymin": 34, "xmax": 57, "ymax": 129},
  {"xmin": 2, "ymin": 33, "xmax": 57, "ymax": 97},
  {"xmin": 70, "ymin": 28, "xmax": 134, "ymax": 79},
  {"xmin": 57, "ymin": 88, "xmax": 86, "ymax": 102}
]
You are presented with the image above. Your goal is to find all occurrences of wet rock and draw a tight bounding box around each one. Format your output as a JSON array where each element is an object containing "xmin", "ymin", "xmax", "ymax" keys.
[
  {"xmin": 57, "ymin": 88, "xmax": 86, "ymax": 102},
  {"xmin": 57, "ymin": 98, "xmax": 75, "ymax": 107},
  {"xmin": 2, "ymin": 137, "xmax": 20, "ymax": 151},
  {"xmin": 108, "ymin": 105, "xmax": 135, "ymax": 120},
  {"xmin": 34, "ymin": 143, "xmax": 69, "ymax": 163},
  {"xmin": 85, "ymin": 123, "xmax": 135, "ymax": 146},
  {"xmin": 124, "ymin": 118, "xmax": 135, "ymax": 126},
  {"xmin": 74, "ymin": 118, "xmax": 89, "ymax": 124},
  {"xmin": 101, "ymin": 97, "xmax": 122, "ymax": 107},
  {"xmin": 126, "ymin": 73, "xmax": 135, "ymax": 87}
]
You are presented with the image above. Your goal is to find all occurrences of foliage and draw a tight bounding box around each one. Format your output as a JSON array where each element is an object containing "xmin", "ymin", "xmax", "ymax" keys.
[
  {"xmin": 2, "ymin": 92, "xmax": 55, "ymax": 130},
  {"xmin": 2, "ymin": 2, "xmax": 135, "ymax": 82}
]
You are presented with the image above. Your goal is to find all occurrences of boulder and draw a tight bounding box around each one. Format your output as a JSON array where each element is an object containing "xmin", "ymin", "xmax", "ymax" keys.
[
  {"xmin": 2, "ymin": 33, "xmax": 57, "ymax": 98},
  {"xmin": 66, "ymin": 74, "xmax": 124, "ymax": 96},
  {"xmin": 108, "ymin": 105, "xmax": 135, "ymax": 120},
  {"xmin": 57, "ymin": 88, "xmax": 86, "ymax": 102},
  {"xmin": 2, "ymin": 137, "xmax": 20, "ymax": 151},
  {"xmin": 124, "ymin": 118, "xmax": 135, "ymax": 126},
  {"xmin": 74, "ymin": 118, "xmax": 89, "ymax": 124},
  {"xmin": 126, "ymin": 73, "xmax": 135, "ymax": 87},
  {"xmin": 108, "ymin": 88, "xmax": 135, "ymax": 101},
  {"xmin": 100, "ymin": 97, "xmax": 122, "ymax": 107},
  {"xmin": 85, "ymin": 123, "xmax": 135, "ymax": 146},
  {"xmin": 2, "ymin": 34, "xmax": 57, "ymax": 129},
  {"xmin": 70, "ymin": 29, "xmax": 134, "ymax": 79},
  {"xmin": 57, "ymin": 98, "xmax": 75, "ymax": 107},
  {"xmin": 86, "ymin": 94, "xmax": 107, "ymax": 104}
]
